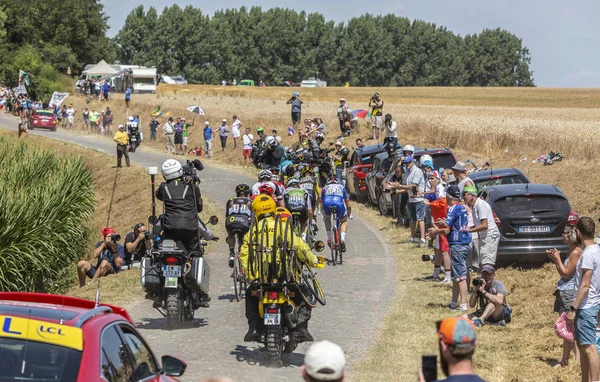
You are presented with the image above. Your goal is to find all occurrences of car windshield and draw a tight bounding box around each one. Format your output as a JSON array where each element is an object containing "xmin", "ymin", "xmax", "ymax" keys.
[
  {"xmin": 494, "ymin": 195, "xmax": 570, "ymax": 217},
  {"xmin": 360, "ymin": 152, "xmax": 384, "ymax": 165},
  {"xmin": 430, "ymin": 153, "xmax": 456, "ymax": 171},
  {"xmin": 0, "ymin": 338, "xmax": 81, "ymax": 381},
  {"xmin": 475, "ymin": 175, "xmax": 528, "ymax": 190},
  {"xmin": 35, "ymin": 111, "xmax": 53, "ymax": 117}
]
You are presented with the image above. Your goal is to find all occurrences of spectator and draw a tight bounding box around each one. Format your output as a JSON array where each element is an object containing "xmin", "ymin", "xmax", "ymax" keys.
[
  {"xmin": 104, "ymin": 107, "xmax": 114, "ymax": 136},
  {"xmin": 221, "ymin": 79, "xmax": 226, "ymax": 86},
  {"xmin": 302, "ymin": 341, "xmax": 346, "ymax": 382},
  {"xmin": 464, "ymin": 186, "xmax": 500, "ymax": 270},
  {"xmin": 82, "ymin": 107, "xmax": 89, "ymax": 133},
  {"xmin": 369, "ymin": 92, "xmax": 384, "ymax": 141},
  {"xmin": 163, "ymin": 117, "xmax": 175, "ymax": 154},
  {"xmin": 174, "ymin": 117, "xmax": 184, "ymax": 155},
  {"xmin": 60, "ymin": 105, "xmax": 68, "ymax": 129},
  {"xmin": 182, "ymin": 117, "xmax": 194, "ymax": 152},
  {"xmin": 418, "ymin": 317, "xmax": 485, "ymax": 382},
  {"xmin": 218, "ymin": 119, "xmax": 230, "ymax": 151},
  {"xmin": 242, "ymin": 127, "xmax": 253, "ymax": 167},
  {"xmin": 331, "ymin": 140, "xmax": 348, "ymax": 184},
  {"xmin": 469, "ymin": 265, "xmax": 512, "ymax": 327},
  {"xmin": 428, "ymin": 186, "xmax": 472, "ymax": 312},
  {"xmin": 124, "ymin": 223, "xmax": 149, "ymax": 267},
  {"xmin": 149, "ymin": 115, "xmax": 159, "ymax": 141},
  {"xmin": 337, "ymin": 98, "xmax": 353, "ymax": 136},
  {"xmin": 314, "ymin": 117, "xmax": 327, "ymax": 134},
  {"xmin": 204, "ymin": 121, "xmax": 215, "ymax": 159},
  {"xmin": 384, "ymin": 161, "xmax": 405, "ymax": 226},
  {"xmin": 547, "ymin": 225, "xmax": 582, "ymax": 368},
  {"xmin": 422, "ymin": 171, "xmax": 451, "ymax": 284},
  {"xmin": 113, "ymin": 125, "xmax": 130, "ymax": 168},
  {"xmin": 66, "ymin": 104, "xmax": 76, "ymax": 129},
  {"xmin": 567, "ymin": 217, "xmax": 600, "ymax": 382},
  {"xmin": 76, "ymin": 227, "xmax": 124, "ymax": 287},
  {"xmin": 287, "ymin": 91, "xmax": 303, "ymax": 129},
  {"xmin": 382, "ymin": 113, "xmax": 397, "ymax": 145},
  {"xmin": 232, "ymin": 78, "xmax": 237, "ymax": 86},
  {"xmin": 89, "ymin": 108, "xmax": 99, "ymax": 133},
  {"xmin": 231, "ymin": 115, "xmax": 242, "ymax": 149},
  {"xmin": 125, "ymin": 87, "xmax": 132, "ymax": 108},
  {"xmin": 272, "ymin": 128, "xmax": 282, "ymax": 143},
  {"xmin": 355, "ymin": 138, "xmax": 365, "ymax": 149},
  {"xmin": 399, "ymin": 156, "xmax": 426, "ymax": 245},
  {"xmin": 452, "ymin": 162, "xmax": 475, "ymax": 192},
  {"xmin": 103, "ymin": 81, "xmax": 111, "ymax": 101}
]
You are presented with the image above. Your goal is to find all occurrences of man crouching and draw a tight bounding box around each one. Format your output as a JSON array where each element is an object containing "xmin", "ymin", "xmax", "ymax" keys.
[
  {"xmin": 468, "ymin": 265, "xmax": 512, "ymax": 327},
  {"xmin": 77, "ymin": 227, "xmax": 125, "ymax": 287}
]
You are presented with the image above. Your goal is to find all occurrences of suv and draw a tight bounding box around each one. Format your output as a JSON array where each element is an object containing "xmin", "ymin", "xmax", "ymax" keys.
[
  {"xmin": 377, "ymin": 147, "xmax": 457, "ymax": 216},
  {"xmin": 469, "ymin": 168, "xmax": 529, "ymax": 192},
  {"xmin": 0, "ymin": 292, "xmax": 187, "ymax": 381},
  {"xmin": 480, "ymin": 184, "xmax": 578, "ymax": 264},
  {"xmin": 365, "ymin": 151, "xmax": 397, "ymax": 208},
  {"xmin": 346, "ymin": 143, "xmax": 400, "ymax": 202}
]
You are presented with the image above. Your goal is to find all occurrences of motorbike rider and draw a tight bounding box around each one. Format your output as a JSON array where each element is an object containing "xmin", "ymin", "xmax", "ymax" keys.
[
  {"xmin": 225, "ymin": 184, "xmax": 253, "ymax": 268},
  {"xmin": 260, "ymin": 139, "xmax": 285, "ymax": 169},
  {"xmin": 299, "ymin": 165, "xmax": 321, "ymax": 232},
  {"xmin": 127, "ymin": 120, "xmax": 141, "ymax": 152},
  {"xmin": 240, "ymin": 197, "xmax": 321, "ymax": 343},
  {"xmin": 252, "ymin": 169, "xmax": 284, "ymax": 206},
  {"xmin": 307, "ymin": 133, "xmax": 325, "ymax": 162},
  {"xmin": 284, "ymin": 177, "xmax": 312, "ymax": 240},
  {"xmin": 321, "ymin": 176, "xmax": 352, "ymax": 252}
]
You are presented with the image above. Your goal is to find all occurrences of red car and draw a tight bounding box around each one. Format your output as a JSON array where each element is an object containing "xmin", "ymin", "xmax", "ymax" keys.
[
  {"xmin": 31, "ymin": 109, "xmax": 58, "ymax": 131},
  {"xmin": 345, "ymin": 143, "xmax": 400, "ymax": 202},
  {"xmin": 0, "ymin": 292, "xmax": 187, "ymax": 381}
]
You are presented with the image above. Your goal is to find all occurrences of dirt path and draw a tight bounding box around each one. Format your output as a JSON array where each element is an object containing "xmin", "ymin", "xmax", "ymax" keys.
[{"xmin": 0, "ymin": 115, "xmax": 396, "ymax": 381}]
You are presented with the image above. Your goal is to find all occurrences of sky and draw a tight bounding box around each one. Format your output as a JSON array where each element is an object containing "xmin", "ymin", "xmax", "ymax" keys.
[{"xmin": 100, "ymin": 0, "xmax": 600, "ymax": 88}]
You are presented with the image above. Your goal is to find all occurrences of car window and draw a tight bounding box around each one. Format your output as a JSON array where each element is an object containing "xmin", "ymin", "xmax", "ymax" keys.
[
  {"xmin": 360, "ymin": 152, "xmax": 382, "ymax": 165},
  {"xmin": 430, "ymin": 153, "xmax": 456, "ymax": 171},
  {"xmin": 101, "ymin": 325, "xmax": 134, "ymax": 382},
  {"xmin": 119, "ymin": 325, "xmax": 158, "ymax": 381},
  {"xmin": 494, "ymin": 195, "xmax": 570, "ymax": 217},
  {"xmin": 475, "ymin": 175, "xmax": 528, "ymax": 190}
]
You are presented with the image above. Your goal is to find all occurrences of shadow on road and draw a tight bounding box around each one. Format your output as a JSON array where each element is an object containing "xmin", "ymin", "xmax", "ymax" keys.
[
  {"xmin": 230, "ymin": 344, "xmax": 304, "ymax": 368},
  {"xmin": 218, "ymin": 293, "xmax": 243, "ymax": 302},
  {"xmin": 135, "ymin": 317, "xmax": 208, "ymax": 330}
]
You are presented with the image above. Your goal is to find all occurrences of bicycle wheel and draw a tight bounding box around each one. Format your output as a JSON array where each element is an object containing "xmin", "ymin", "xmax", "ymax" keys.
[
  {"xmin": 336, "ymin": 220, "xmax": 343, "ymax": 265},
  {"xmin": 329, "ymin": 213, "xmax": 336, "ymax": 266},
  {"xmin": 233, "ymin": 233, "xmax": 241, "ymax": 301},
  {"xmin": 301, "ymin": 262, "xmax": 326, "ymax": 306}
]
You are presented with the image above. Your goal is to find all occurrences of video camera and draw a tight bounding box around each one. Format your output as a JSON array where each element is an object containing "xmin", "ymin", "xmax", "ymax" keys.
[{"xmin": 182, "ymin": 159, "xmax": 204, "ymax": 183}]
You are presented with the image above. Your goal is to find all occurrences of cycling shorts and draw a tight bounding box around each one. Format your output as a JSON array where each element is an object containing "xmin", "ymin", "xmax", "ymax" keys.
[
  {"xmin": 322, "ymin": 197, "xmax": 347, "ymax": 219},
  {"xmin": 291, "ymin": 210, "xmax": 309, "ymax": 223}
]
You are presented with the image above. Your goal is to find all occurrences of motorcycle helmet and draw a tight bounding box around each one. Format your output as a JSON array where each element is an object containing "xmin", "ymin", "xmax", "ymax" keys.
[
  {"xmin": 297, "ymin": 153, "xmax": 305, "ymax": 162},
  {"xmin": 252, "ymin": 195, "xmax": 277, "ymax": 219},
  {"xmin": 127, "ymin": 116, "xmax": 134, "ymax": 122},
  {"xmin": 258, "ymin": 183, "xmax": 275, "ymax": 196},
  {"xmin": 340, "ymin": 147, "xmax": 350, "ymax": 159},
  {"xmin": 403, "ymin": 144, "xmax": 415, "ymax": 155},
  {"xmin": 419, "ymin": 154, "xmax": 433, "ymax": 168},
  {"xmin": 258, "ymin": 169, "xmax": 273, "ymax": 181},
  {"xmin": 161, "ymin": 159, "xmax": 183, "ymax": 180},
  {"xmin": 268, "ymin": 139, "xmax": 278, "ymax": 150},
  {"xmin": 302, "ymin": 166, "xmax": 315, "ymax": 176},
  {"xmin": 315, "ymin": 133, "xmax": 325, "ymax": 142},
  {"xmin": 235, "ymin": 183, "xmax": 251, "ymax": 196},
  {"xmin": 287, "ymin": 177, "xmax": 299, "ymax": 188},
  {"xmin": 384, "ymin": 141, "xmax": 396, "ymax": 155},
  {"xmin": 288, "ymin": 152, "xmax": 298, "ymax": 163},
  {"xmin": 275, "ymin": 207, "xmax": 292, "ymax": 222}
]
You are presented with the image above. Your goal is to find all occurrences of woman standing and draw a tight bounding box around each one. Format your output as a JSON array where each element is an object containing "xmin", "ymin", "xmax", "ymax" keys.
[{"xmin": 547, "ymin": 225, "xmax": 582, "ymax": 368}]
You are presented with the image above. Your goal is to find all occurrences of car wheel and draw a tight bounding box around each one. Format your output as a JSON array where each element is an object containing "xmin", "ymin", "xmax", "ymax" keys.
[{"xmin": 377, "ymin": 192, "xmax": 388, "ymax": 216}]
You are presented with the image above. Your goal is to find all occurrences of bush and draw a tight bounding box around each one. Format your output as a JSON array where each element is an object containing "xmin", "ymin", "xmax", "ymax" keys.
[{"xmin": 0, "ymin": 137, "xmax": 95, "ymax": 292}]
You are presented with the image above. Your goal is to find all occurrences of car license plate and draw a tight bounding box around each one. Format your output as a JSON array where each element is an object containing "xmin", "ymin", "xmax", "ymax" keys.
[
  {"xmin": 164, "ymin": 277, "xmax": 178, "ymax": 288},
  {"xmin": 518, "ymin": 225, "xmax": 550, "ymax": 234},
  {"xmin": 264, "ymin": 313, "xmax": 281, "ymax": 326},
  {"xmin": 162, "ymin": 265, "xmax": 181, "ymax": 277}
]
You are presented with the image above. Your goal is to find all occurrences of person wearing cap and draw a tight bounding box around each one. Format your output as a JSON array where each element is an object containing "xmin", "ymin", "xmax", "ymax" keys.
[
  {"xmin": 422, "ymin": 171, "xmax": 451, "ymax": 284},
  {"xmin": 385, "ymin": 161, "xmax": 406, "ymax": 225},
  {"xmin": 113, "ymin": 124, "xmax": 130, "ymax": 168},
  {"xmin": 452, "ymin": 162, "xmax": 474, "ymax": 193},
  {"xmin": 149, "ymin": 115, "xmax": 159, "ymax": 141},
  {"xmin": 77, "ymin": 227, "xmax": 125, "ymax": 287},
  {"xmin": 463, "ymin": 186, "xmax": 499, "ymax": 270},
  {"xmin": 218, "ymin": 119, "xmax": 230, "ymax": 151},
  {"xmin": 66, "ymin": 103, "xmax": 76, "ymax": 129},
  {"xmin": 382, "ymin": 113, "xmax": 397, "ymax": 145},
  {"xmin": 418, "ymin": 317, "xmax": 485, "ymax": 382},
  {"xmin": 469, "ymin": 265, "xmax": 510, "ymax": 327},
  {"xmin": 302, "ymin": 340, "xmax": 346, "ymax": 382},
  {"xmin": 330, "ymin": 140, "xmax": 349, "ymax": 184},
  {"xmin": 337, "ymin": 98, "xmax": 353, "ymax": 136},
  {"xmin": 428, "ymin": 185, "xmax": 472, "ymax": 312},
  {"xmin": 369, "ymin": 92, "xmax": 384, "ymax": 141},
  {"xmin": 203, "ymin": 121, "xmax": 214, "ymax": 159},
  {"xmin": 397, "ymin": 155, "xmax": 427, "ymax": 245},
  {"xmin": 163, "ymin": 117, "xmax": 175, "ymax": 154},
  {"xmin": 181, "ymin": 116, "xmax": 195, "ymax": 153},
  {"xmin": 287, "ymin": 91, "xmax": 303, "ymax": 129}
]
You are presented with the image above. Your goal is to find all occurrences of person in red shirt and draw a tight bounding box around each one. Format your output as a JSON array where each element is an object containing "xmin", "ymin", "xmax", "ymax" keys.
[{"xmin": 422, "ymin": 171, "xmax": 451, "ymax": 284}]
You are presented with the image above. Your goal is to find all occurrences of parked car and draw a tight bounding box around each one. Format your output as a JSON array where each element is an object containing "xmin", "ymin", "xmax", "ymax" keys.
[
  {"xmin": 31, "ymin": 109, "xmax": 57, "ymax": 131},
  {"xmin": 480, "ymin": 184, "xmax": 579, "ymax": 264},
  {"xmin": 238, "ymin": 79, "xmax": 255, "ymax": 86},
  {"xmin": 346, "ymin": 143, "xmax": 401, "ymax": 202},
  {"xmin": 376, "ymin": 147, "xmax": 458, "ymax": 216},
  {"xmin": 469, "ymin": 168, "xmax": 529, "ymax": 192},
  {"xmin": 171, "ymin": 75, "xmax": 188, "ymax": 85},
  {"xmin": 0, "ymin": 292, "xmax": 187, "ymax": 381},
  {"xmin": 365, "ymin": 151, "xmax": 397, "ymax": 209}
]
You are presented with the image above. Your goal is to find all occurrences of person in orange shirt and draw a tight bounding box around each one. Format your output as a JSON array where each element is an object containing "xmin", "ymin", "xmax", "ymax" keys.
[
  {"xmin": 113, "ymin": 124, "xmax": 130, "ymax": 168},
  {"xmin": 422, "ymin": 171, "xmax": 451, "ymax": 284}
]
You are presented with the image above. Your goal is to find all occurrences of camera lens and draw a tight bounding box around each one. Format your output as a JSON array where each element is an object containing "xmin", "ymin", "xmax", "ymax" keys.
[{"xmin": 421, "ymin": 254, "xmax": 434, "ymax": 262}]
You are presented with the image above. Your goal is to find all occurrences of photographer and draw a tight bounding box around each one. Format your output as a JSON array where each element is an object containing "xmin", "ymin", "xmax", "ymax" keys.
[
  {"xmin": 469, "ymin": 265, "xmax": 511, "ymax": 327},
  {"xmin": 369, "ymin": 92, "xmax": 384, "ymax": 141},
  {"xmin": 77, "ymin": 227, "xmax": 124, "ymax": 287},
  {"xmin": 384, "ymin": 161, "xmax": 405, "ymax": 226},
  {"xmin": 123, "ymin": 223, "xmax": 149, "ymax": 268},
  {"xmin": 287, "ymin": 91, "xmax": 303, "ymax": 129}
]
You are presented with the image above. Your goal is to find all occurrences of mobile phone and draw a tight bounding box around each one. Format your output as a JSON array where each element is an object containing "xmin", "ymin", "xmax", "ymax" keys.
[{"xmin": 422, "ymin": 355, "xmax": 437, "ymax": 382}]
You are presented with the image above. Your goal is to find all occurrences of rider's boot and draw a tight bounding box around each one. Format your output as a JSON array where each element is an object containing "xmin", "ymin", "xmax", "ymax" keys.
[
  {"xmin": 244, "ymin": 322, "xmax": 260, "ymax": 342},
  {"xmin": 295, "ymin": 327, "xmax": 314, "ymax": 342},
  {"xmin": 340, "ymin": 241, "xmax": 346, "ymax": 253}
]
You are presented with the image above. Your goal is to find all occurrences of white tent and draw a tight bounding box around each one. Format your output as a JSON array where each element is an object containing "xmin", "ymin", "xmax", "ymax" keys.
[{"xmin": 83, "ymin": 60, "xmax": 119, "ymax": 76}]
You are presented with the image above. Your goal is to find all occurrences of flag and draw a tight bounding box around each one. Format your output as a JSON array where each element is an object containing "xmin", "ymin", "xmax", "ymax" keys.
[
  {"xmin": 366, "ymin": 110, "xmax": 372, "ymax": 120},
  {"xmin": 19, "ymin": 70, "xmax": 31, "ymax": 86},
  {"xmin": 287, "ymin": 126, "xmax": 295, "ymax": 136}
]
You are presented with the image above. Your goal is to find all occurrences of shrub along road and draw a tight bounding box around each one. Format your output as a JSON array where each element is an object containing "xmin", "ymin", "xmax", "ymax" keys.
[{"xmin": 0, "ymin": 115, "xmax": 395, "ymax": 381}]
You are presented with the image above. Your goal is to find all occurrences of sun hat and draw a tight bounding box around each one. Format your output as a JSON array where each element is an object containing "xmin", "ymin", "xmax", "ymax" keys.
[
  {"xmin": 437, "ymin": 317, "xmax": 477, "ymax": 348},
  {"xmin": 304, "ymin": 341, "xmax": 346, "ymax": 381},
  {"xmin": 463, "ymin": 186, "xmax": 478, "ymax": 196},
  {"xmin": 446, "ymin": 185, "xmax": 461, "ymax": 199},
  {"xmin": 402, "ymin": 155, "xmax": 414, "ymax": 163},
  {"xmin": 452, "ymin": 162, "xmax": 467, "ymax": 172}
]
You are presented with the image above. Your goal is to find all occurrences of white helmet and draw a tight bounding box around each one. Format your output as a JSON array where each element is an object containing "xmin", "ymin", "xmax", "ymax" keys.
[
  {"xmin": 258, "ymin": 169, "xmax": 273, "ymax": 181},
  {"xmin": 403, "ymin": 144, "xmax": 415, "ymax": 153},
  {"xmin": 127, "ymin": 116, "xmax": 134, "ymax": 122},
  {"xmin": 264, "ymin": 136, "xmax": 275, "ymax": 145},
  {"xmin": 161, "ymin": 159, "xmax": 183, "ymax": 180},
  {"xmin": 419, "ymin": 154, "xmax": 433, "ymax": 167}
]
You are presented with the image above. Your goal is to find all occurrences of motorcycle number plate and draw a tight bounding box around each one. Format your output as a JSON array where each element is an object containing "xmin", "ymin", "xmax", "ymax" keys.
[
  {"xmin": 164, "ymin": 277, "xmax": 178, "ymax": 288},
  {"xmin": 162, "ymin": 265, "xmax": 181, "ymax": 277},
  {"xmin": 264, "ymin": 313, "xmax": 281, "ymax": 326}
]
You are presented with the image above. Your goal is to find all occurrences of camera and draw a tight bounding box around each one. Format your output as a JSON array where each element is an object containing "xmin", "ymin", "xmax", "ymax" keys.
[
  {"xmin": 111, "ymin": 234, "xmax": 121, "ymax": 242},
  {"xmin": 472, "ymin": 277, "xmax": 484, "ymax": 287},
  {"xmin": 422, "ymin": 254, "xmax": 434, "ymax": 262},
  {"xmin": 144, "ymin": 231, "xmax": 153, "ymax": 240},
  {"xmin": 182, "ymin": 159, "xmax": 204, "ymax": 183}
]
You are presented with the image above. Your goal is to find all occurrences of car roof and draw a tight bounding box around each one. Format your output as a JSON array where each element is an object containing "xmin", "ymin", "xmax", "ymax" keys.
[
  {"xmin": 413, "ymin": 147, "xmax": 453, "ymax": 156},
  {"xmin": 373, "ymin": 151, "xmax": 390, "ymax": 161},
  {"xmin": 355, "ymin": 142, "xmax": 401, "ymax": 156},
  {"xmin": 469, "ymin": 168, "xmax": 527, "ymax": 181},
  {"xmin": 484, "ymin": 183, "xmax": 567, "ymax": 199}
]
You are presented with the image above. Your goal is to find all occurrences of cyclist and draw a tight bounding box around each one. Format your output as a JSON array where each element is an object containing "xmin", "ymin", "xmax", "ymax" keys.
[
  {"xmin": 299, "ymin": 165, "xmax": 321, "ymax": 232},
  {"xmin": 225, "ymin": 184, "xmax": 252, "ymax": 268},
  {"xmin": 284, "ymin": 177, "xmax": 311, "ymax": 240},
  {"xmin": 252, "ymin": 169, "xmax": 284, "ymax": 206},
  {"xmin": 239, "ymin": 196, "xmax": 321, "ymax": 342},
  {"xmin": 320, "ymin": 176, "xmax": 352, "ymax": 252},
  {"xmin": 284, "ymin": 152, "xmax": 307, "ymax": 183}
]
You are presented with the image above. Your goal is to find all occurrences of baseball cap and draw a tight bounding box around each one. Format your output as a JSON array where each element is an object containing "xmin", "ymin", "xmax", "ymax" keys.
[
  {"xmin": 446, "ymin": 185, "xmax": 461, "ymax": 198},
  {"xmin": 118, "ymin": 124, "xmax": 124, "ymax": 129},
  {"xmin": 463, "ymin": 186, "xmax": 478, "ymax": 196},
  {"xmin": 452, "ymin": 162, "xmax": 467, "ymax": 172},
  {"xmin": 222, "ymin": 119, "xmax": 227, "ymax": 122},
  {"xmin": 429, "ymin": 170, "xmax": 441, "ymax": 180},
  {"xmin": 402, "ymin": 155, "xmax": 414, "ymax": 163},
  {"xmin": 294, "ymin": 91, "xmax": 299, "ymax": 96},
  {"xmin": 205, "ymin": 121, "xmax": 210, "ymax": 126},
  {"xmin": 481, "ymin": 264, "xmax": 496, "ymax": 274},
  {"xmin": 437, "ymin": 317, "xmax": 477, "ymax": 348},
  {"xmin": 423, "ymin": 160, "xmax": 434, "ymax": 169},
  {"xmin": 304, "ymin": 341, "xmax": 346, "ymax": 381},
  {"xmin": 101, "ymin": 227, "xmax": 115, "ymax": 237}
]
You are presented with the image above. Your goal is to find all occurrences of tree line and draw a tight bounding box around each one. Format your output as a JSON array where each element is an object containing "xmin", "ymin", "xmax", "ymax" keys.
[{"xmin": 115, "ymin": 5, "xmax": 535, "ymax": 87}]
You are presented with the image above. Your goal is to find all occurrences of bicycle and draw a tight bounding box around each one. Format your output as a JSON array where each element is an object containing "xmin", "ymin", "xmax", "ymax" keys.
[
  {"xmin": 328, "ymin": 206, "xmax": 342, "ymax": 266},
  {"xmin": 232, "ymin": 230, "xmax": 247, "ymax": 302}
]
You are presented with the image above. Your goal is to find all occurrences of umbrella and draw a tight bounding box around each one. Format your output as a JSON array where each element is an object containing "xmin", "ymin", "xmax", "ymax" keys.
[
  {"xmin": 187, "ymin": 106, "xmax": 206, "ymax": 116},
  {"xmin": 352, "ymin": 109, "xmax": 369, "ymax": 120}
]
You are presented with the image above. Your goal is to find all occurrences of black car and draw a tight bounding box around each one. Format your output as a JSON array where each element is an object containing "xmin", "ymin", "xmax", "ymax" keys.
[
  {"xmin": 469, "ymin": 168, "xmax": 529, "ymax": 192},
  {"xmin": 365, "ymin": 151, "xmax": 396, "ymax": 207},
  {"xmin": 480, "ymin": 184, "xmax": 578, "ymax": 264},
  {"xmin": 346, "ymin": 142, "xmax": 401, "ymax": 202}
]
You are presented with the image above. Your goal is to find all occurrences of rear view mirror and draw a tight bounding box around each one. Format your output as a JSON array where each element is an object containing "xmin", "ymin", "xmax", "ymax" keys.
[
  {"xmin": 148, "ymin": 215, "xmax": 157, "ymax": 225},
  {"xmin": 161, "ymin": 355, "xmax": 187, "ymax": 377},
  {"xmin": 209, "ymin": 215, "xmax": 219, "ymax": 225},
  {"xmin": 313, "ymin": 241, "xmax": 325, "ymax": 253}
]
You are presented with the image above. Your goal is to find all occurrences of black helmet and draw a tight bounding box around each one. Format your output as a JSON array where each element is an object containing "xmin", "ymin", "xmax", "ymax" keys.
[
  {"xmin": 340, "ymin": 147, "xmax": 350, "ymax": 159},
  {"xmin": 235, "ymin": 183, "xmax": 251, "ymax": 196},
  {"xmin": 384, "ymin": 141, "xmax": 396, "ymax": 154},
  {"xmin": 288, "ymin": 152, "xmax": 298, "ymax": 162}
]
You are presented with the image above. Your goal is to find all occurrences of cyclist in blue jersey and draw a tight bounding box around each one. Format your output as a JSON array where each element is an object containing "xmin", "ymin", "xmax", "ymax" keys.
[{"xmin": 320, "ymin": 177, "xmax": 352, "ymax": 252}]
